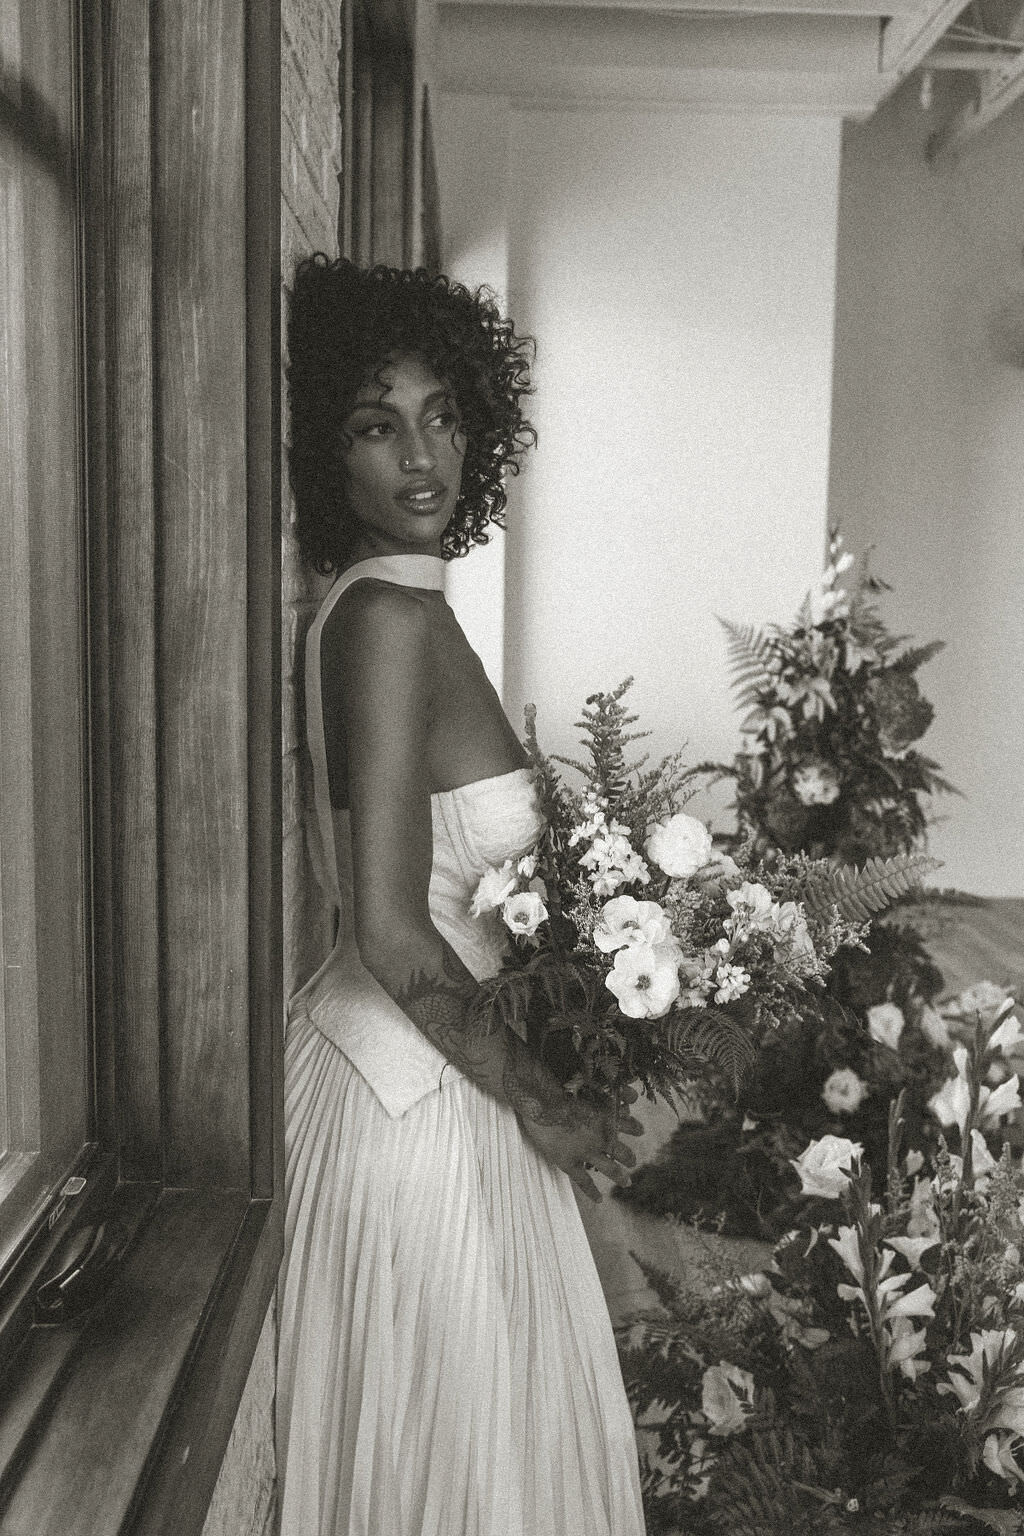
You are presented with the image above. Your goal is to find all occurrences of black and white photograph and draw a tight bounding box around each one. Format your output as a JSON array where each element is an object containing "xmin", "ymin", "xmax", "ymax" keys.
[{"xmin": 2, "ymin": 1, "xmax": 1024, "ymax": 1531}]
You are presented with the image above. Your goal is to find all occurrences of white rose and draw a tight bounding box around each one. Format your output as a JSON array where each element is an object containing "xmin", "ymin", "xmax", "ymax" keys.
[
  {"xmin": 470, "ymin": 860, "xmax": 517, "ymax": 917},
  {"xmin": 867, "ymin": 1002, "xmax": 905, "ymax": 1052},
  {"xmin": 501, "ymin": 890, "xmax": 548, "ymax": 937},
  {"xmin": 791, "ymin": 760, "xmax": 841, "ymax": 806},
  {"xmin": 517, "ymin": 853, "xmax": 538, "ymax": 879},
  {"xmin": 771, "ymin": 901, "xmax": 817, "ymax": 966},
  {"xmin": 593, "ymin": 896, "xmax": 674, "ymax": 953},
  {"xmin": 821, "ymin": 1067, "xmax": 868, "ymax": 1115},
  {"xmin": 701, "ymin": 1363, "xmax": 755, "ymax": 1438},
  {"xmin": 791, "ymin": 1134, "xmax": 863, "ymax": 1199},
  {"xmin": 605, "ymin": 941, "xmax": 681, "ymax": 1019},
  {"xmin": 644, "ymin": 813, "xmax": 714, "ymax": 880}
]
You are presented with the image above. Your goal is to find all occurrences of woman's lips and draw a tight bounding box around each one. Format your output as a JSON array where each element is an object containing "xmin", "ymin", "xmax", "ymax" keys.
[{"xmin": 396, "ymin": 481, "xmax": 446, "ymax": 509}]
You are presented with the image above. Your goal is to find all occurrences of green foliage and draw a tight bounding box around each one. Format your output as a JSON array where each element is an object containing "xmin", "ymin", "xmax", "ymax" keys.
[
  {"xmin": 799, "ymin": 853, "xmax": 942, "ymax": 924},
  {"xmin": 717, "ymin": 534, "xmax": 954, "ymax": 867},
  {"xmin": 720, "ymin": 619, "xmax": 779, "ymax": 710}
]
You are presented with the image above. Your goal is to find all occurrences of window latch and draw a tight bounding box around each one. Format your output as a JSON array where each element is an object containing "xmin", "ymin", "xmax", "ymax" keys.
[{"xmin": 34, "ymin": 1215, "xmax": 134, "ymax": 1326}]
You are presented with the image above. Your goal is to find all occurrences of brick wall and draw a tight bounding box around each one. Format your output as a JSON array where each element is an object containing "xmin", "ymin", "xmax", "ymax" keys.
[{"xmin": 201, "ymin": 6, "xmax": 341, "ymax": 1532}]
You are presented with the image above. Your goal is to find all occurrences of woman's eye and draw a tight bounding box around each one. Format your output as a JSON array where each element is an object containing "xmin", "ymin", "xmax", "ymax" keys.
[
  {"xmin": 428, "ymin": 410, "xmax": 460, "ymax": 431},
  {"xmin": 354, "ymin": 420, "xmax": 392, "ymax": 437}
]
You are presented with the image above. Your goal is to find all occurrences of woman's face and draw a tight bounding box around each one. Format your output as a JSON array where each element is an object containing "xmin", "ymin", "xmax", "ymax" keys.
[{"xmin": 339, "ymin": 353, "xmax": 467, "ymax": 561}]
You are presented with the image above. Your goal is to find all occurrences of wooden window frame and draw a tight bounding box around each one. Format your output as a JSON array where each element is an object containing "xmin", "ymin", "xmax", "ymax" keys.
[{"xmin": 0, "ymin": 3, "xmax": 283, "ymax": 1532}]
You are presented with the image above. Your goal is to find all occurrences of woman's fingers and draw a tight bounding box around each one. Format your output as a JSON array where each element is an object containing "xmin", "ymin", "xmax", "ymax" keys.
[
  {"xmin": 572, "ymin": 1165, "xmax": 603, "ymax": 1203},
  {"xmin": 591, "ymin": 1152, "xmax": 631, "ymax": 1188},
  {"xmin": 611, "ymin": 1139, "xmax": 637, "ymax": 1169}
]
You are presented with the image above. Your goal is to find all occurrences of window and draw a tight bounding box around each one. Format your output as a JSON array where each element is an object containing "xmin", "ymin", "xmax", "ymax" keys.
[
  {"xmin": 0, "ymin": 3, "xmax": 283, "ymax": 1530},
  {"xmin": 0, "ymin": 0, "xmax": 92, "ymax": 1275}
]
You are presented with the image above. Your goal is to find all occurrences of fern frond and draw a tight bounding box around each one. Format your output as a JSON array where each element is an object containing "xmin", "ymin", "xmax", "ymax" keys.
[
  {"xmin": 892, "ymin": 639, "xmax": 946, "ymax": 674},
  {"xmin": 668, "ymin": 1007, "xmax": 757, "ymax": 1092},
  {"xmin": 799, "ymin": 853, "xmax": 941, "ymax": 924},
  {"xmin": 720, "ymin": 619, "xmax": 777, "ymax": 699}
]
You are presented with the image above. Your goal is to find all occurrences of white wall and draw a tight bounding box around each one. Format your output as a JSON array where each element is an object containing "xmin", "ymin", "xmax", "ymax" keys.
[
  {"xmin": 438, "ymin": 99, "xmax": 841, "ymax": 823},
  {"xmin": 829, "ymin": 77, "xmax": 1024, "ymax": 896}
]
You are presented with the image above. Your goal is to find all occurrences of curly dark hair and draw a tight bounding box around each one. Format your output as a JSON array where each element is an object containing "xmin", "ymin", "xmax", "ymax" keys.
[{"xmin": 286, "ymin": 254, "xmax": 536, "ymax": 574}]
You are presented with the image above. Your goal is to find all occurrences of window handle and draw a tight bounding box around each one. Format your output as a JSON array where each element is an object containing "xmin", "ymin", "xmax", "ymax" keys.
[{"xmin": 34, "ymin": 1217, "xmax": 133, "ymax": 1325}]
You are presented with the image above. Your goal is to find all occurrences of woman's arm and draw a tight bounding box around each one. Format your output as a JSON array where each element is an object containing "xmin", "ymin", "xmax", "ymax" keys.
[{"xmin": 325, "ymin": 581, "xmax": 638, "ymax": 1200}]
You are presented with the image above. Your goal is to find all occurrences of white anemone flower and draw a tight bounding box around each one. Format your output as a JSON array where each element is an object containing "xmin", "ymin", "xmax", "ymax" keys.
[
  {"xmin": 605, "ymin": 941, "xmax": 680, "ymax": 1019},
  {"xmin": 593, "ymin": 895, "xmax": 674, "ymax": 954}
]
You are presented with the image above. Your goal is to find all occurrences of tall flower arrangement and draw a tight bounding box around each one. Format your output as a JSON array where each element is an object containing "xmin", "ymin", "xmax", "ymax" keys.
[
  {"xmin": 470, "ymin": 682, "xmax": 931, "ymax": 1113},
  {"xmin": 718, "ymin": 533, "xmax": 954, "ymax": 867},
  {"xmin": 618, "ymin": 539, "xmax": 960, "ymax": 1237},
  {"xmin": 618, "ymin": 997, "xmax": 1024, "ymax": 1535}
]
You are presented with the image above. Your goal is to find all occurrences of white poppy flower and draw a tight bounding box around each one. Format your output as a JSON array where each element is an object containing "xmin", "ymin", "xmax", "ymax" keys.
[
  {"xmin": 593, "ymin": 896, "xmax": 675, "ymax": 953},
  {"xmin": 605, "ymin": 941, "xmax": 681, "ymax": 1019},
  {"xmin": 501, "ymin": 890, "xmax": 548, "ymax": 937}
]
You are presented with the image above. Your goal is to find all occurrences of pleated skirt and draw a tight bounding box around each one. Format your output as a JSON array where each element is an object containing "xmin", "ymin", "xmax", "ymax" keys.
[{"xmin": 276, "ymin": 1009, "xmax": 646, "ymax": 1536}]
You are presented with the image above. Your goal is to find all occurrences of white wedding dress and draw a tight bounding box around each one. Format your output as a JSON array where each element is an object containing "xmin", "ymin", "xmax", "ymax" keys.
[{"xmin": 276, "ymin": 554, "xmax": 646, "ymax": 1536}]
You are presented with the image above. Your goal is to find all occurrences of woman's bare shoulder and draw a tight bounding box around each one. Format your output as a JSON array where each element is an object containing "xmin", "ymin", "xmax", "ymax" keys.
[{"xmin": 321, "ymin": 576, "xmax": 433, "ymax": 667}]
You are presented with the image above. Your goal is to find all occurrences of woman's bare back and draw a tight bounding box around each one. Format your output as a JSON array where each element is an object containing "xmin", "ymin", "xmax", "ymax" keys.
[{"xmin": 321, "ymin": 576, "xmax": 527, "ymax": 810}]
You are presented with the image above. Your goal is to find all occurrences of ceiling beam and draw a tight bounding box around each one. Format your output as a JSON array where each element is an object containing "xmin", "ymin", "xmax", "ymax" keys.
[
  {"xmin": 442, "ymin": 0, "xmax": 925, "ymax": 14},
  {"xmin": 880, "ymin": 0, "xmax": 970, "ymax": 75},
  {"xmin": 927, "ymin": 42, "xmax": 1024, "ymax": 154}
]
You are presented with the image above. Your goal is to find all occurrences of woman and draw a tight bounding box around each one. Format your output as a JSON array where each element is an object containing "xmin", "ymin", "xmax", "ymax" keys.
[{"xmin": 277, "ymin": 254, "xmax": 646, "ymax": 1536}]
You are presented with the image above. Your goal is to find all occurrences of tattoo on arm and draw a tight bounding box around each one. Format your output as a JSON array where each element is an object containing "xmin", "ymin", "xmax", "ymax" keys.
[
  {"xmin": 501, "ymin": 1032, "xmax": 584, "ymax": 1129},
  {"xmin": 393, "ymin": 945, "xmax": 582, "ymax": 1128},
  {"xmin": 394, "ymin": 952, "xmax": 492, "ymax": 1077}
]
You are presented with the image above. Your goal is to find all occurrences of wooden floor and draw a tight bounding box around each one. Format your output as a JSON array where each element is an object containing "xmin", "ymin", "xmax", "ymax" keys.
[{"xmin": 582, "ymin": 898, "xmax": 1024, "ymax": 1325}]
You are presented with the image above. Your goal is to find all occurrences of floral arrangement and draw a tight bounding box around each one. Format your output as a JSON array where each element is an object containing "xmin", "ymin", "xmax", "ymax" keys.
[
  {"xmin": 618, "ymin": 994, "xmax": 1024, "ymax": 1535},
  {"xmin": 620, "ymin": 973, "xmax": 1023, "ymax": 1243},
  {"xmin": 716, "ymin": 532, "xmax": 955, "ymax": 867},
  {"xmin": 470, "ymin": 681, "xmax": 932, "ymax": 1112}
]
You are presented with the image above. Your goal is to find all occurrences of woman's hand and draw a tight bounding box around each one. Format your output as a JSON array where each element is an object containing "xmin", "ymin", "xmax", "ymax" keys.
[{"xmin": 518, "ymin": 1096, "xmax": 644, "ymax": 1204}]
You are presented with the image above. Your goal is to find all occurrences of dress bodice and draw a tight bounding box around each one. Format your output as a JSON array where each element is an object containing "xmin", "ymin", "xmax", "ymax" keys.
[{"xmin": 293, "ymin": 556, "xmax": 544, "ymax": 1118}]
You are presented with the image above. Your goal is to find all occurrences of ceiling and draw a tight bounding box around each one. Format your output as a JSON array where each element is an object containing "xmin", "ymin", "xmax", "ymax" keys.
[{"xmin": 434, "ymin": 0, "xmax": 1024, "ymax": 154}]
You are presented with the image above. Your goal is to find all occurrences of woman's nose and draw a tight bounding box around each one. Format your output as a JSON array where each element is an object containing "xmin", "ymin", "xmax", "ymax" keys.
[{"xmin": 398, "ymin": 429, "xmax": 435, "ymax": 471}]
